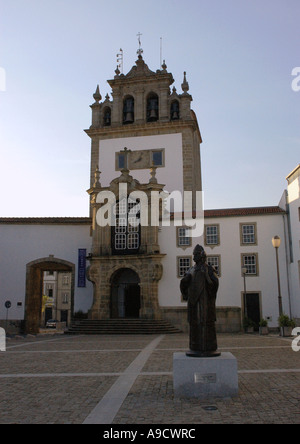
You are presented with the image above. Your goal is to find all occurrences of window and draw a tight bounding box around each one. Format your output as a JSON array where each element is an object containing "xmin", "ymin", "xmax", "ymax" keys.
[
  {"xmin": 240, "ymin": 223, "xmax": 257, "ymax": 245},
  {"xmin": 62, "ymin": 293, "xmax": 69, "ymax": 304},
  {"xmin": 116, "ymin": 153, "xmax": 126, "ymax": 170},
  {"xmin": 151, "ymin": 150, "xmax": 164, "ymax": 167},
  {"xmin": 242, "ymin": 254, "xmax": 259, "ymax": 275},
  {"xmin": 112, "ymin": 197, "xmax": 141, "ymax": 255},
  {"xmin": 207, "ymin": 255, "xmax": 221, "ymax": 277},
  {"xmin": 177, "ymin": 227, "xmax": 192, "ymax": 247},
  {"xmin": 128, "ymin": 233, "xmax": 140, "ymax": 250},
  {"xmin": 62, "ymin": 275, "xmax": 70, "ymax": 286},
  {"xmin": 178, "ymin": 257, "xmax": 192, "ymax": 277},
  {"xmin": 205, "ymin": 225, "xmax": 219, "ymax": 246}
]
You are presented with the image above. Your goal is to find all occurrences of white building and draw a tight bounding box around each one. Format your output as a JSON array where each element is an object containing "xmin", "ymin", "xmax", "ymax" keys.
[
  {"xmin": 0, "ymin": 53, "xmax": 299, "ymax": 334},
  {"xmin": 285, "ymin": 165, "xmax": 300, "ymax": 317}
]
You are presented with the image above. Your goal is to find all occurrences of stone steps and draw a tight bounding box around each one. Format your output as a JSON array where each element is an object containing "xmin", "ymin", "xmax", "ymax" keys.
[{"xmin": 65, "ymin": 319, "xmax": 181, "ymax": 335}]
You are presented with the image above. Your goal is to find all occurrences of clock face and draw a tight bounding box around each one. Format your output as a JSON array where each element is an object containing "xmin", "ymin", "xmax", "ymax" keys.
[
  {"xmin": 131, "ymin": 150, "xmax": 145, "ymax": 165},
  {"xmin": 128, "ymin": 150, "xmax": 150, "ymax": 170}
]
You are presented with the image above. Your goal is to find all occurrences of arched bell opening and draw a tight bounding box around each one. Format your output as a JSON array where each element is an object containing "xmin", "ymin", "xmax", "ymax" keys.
[
  {"xmin": 146, "ymin": 93, "xmax": 159, "ymax": 122},
  {"xmin": 170, "ymin": 100, "xmax": 180, "ymax": 120},
  {"xmin": 103, "ymin": 106, "xmax": 111, "ymax": 126},
  {"xmin": 123, "ymin": 96, "xmax": 135, "ymax": 124}
]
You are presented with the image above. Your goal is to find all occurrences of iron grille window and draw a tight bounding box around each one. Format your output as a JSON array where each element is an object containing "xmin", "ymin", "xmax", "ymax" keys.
[{"xmin": 112, "ymin": 197, "xmax": 141, "ymax": 255}]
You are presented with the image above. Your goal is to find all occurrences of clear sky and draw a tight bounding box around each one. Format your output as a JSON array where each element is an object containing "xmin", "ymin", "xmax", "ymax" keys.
[{"xmin": 0, "ymin": 0, "xmax": 299, "ymax": 216}]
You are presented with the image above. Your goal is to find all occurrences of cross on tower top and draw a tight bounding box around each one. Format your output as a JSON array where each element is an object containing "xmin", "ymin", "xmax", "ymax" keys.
[{"xmin": 137, "ymin": 32, "xmax": 143, "ymax": 56}]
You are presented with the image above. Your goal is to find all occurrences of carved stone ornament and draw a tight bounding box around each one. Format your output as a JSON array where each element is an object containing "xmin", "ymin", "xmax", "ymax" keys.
[{"xmin": 150, "ymin": 263, "xmax": 163, "ymax": 282}]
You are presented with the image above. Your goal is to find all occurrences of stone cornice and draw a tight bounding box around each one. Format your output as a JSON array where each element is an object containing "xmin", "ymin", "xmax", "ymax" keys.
[
  {"xmin": 85, "ymin": 118, "xmax": 202, "ymax": 143},
  {"xmin": 0, "ymin": 217, "xmax": 92, "ymax": 225}
]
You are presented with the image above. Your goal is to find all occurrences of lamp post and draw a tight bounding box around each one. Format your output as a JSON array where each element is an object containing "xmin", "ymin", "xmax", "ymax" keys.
[
  {"xmin": 272, "ymin": 235, "xmax": 283, "ymax": 317},
  {"xmin": 242, "ymin": 267, "xmax": 248, "ymax": 318}
]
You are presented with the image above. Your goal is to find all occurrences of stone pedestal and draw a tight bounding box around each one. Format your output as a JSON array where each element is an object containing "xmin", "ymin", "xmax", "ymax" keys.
[{"xmin": 173, "ymin": 352, "xmax": 238, "ymax": 399}]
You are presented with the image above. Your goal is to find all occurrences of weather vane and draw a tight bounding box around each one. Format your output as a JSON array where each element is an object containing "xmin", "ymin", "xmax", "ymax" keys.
[
  {"xmin": 137, "ymin": 32, "xmax": 143, "ymax": 56},
  {"xmin": 116, "ymin": 48, "xmax": 123, "ymax": 73}
]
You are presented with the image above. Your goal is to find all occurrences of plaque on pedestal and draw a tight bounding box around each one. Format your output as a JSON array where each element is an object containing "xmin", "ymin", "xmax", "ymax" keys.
[{"xmin": 173, "ymin": 352, "xmax": 238, "ymax": 399}]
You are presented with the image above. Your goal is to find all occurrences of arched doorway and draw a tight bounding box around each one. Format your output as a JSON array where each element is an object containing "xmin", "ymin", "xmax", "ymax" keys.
[
  {"xmin": 25, "ymin": 257, "xmax": 75, "ymax": 334},
  {"xmin": 110, "ymin": 269, "xmax": 140, "ymax": 319}
]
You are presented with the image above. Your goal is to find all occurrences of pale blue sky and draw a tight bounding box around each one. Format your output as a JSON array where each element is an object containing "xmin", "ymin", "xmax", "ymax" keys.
[{"xmin": 0, "ymin": 0, "xmax": 299, "ymax": 216}]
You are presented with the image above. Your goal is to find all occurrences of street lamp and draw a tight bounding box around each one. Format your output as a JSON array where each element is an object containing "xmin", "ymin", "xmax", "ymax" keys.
[
  {"xmin": 242, "ymin": 266, "xmax": 248, "ymax": 318},
  {"xmin": 272, "ymin": 235, "xmax": 283, "ymax": 317}
]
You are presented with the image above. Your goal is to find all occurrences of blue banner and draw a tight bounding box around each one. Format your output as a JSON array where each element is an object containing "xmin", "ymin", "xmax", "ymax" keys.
[{"xmin": 78, "ymin": 249, "xmax": 86, "ymax": 287}]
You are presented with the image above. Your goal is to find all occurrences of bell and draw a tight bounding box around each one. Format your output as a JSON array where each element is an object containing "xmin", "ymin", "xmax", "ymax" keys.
[
  {"xmin": 104, "ymin": 113, "xmax": 111, "ymax": 126},
  {"xmin": 171, "ymin": 101, "xmax": 180, "ymax": 120},
  {"xmin": 149, "ymin": 108, "xmax": 158, "ymax": 120},
  {"xmin": 124, "ymin": 112, "xmax": 134, "ymax": 123}
]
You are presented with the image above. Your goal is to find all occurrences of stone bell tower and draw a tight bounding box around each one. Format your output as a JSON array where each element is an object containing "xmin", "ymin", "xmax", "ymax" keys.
[{"xmin": 85, "ymin": 47, "xmax": 203, "ymax": 321}]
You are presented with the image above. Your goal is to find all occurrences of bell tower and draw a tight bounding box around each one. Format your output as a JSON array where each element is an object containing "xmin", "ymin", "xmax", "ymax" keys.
[
  {"xmin": 86, "ymin": 51, "xmax": 202, "ymax": 209},
  {"xmin": 85, "ymin": 48, "xmax": 203, "ymax": 321}
]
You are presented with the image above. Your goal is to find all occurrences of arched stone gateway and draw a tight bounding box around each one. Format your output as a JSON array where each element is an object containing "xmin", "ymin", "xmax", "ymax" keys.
[{"xmin": 25, "ymin": 256, "xmax": 75, "ymax": 334}]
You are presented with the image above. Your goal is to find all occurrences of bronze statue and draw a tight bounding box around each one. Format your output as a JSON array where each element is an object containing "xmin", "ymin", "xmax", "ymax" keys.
[{"xmin": 180, "ymin": 245, "xmax": 220, "ymax": 357}]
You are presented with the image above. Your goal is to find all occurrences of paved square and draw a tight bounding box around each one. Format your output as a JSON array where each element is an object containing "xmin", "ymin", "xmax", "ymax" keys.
[{"xmin": 0, "ymin": 333, "xmax": 299, "ymax": 424}]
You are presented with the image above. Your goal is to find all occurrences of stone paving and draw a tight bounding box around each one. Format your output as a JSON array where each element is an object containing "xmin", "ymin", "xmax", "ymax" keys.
[{"xmin": 0, "ymin": 333, "xmax": 299, "ymax": 424}]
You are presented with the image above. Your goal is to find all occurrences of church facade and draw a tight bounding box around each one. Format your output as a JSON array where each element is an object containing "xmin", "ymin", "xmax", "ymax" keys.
[
  {"xmin": 85, "ymin": 53, "xmax": 202, "ymax": 325},
  {"xmin": 0, "ymin": 53, "xmax": 299, "ymax": 334}
]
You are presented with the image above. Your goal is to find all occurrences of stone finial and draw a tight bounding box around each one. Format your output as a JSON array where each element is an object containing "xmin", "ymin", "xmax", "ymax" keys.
[
  {"xmin": 149, "ymin": 165, "xmax": 158, "ymax": 184},
  {"xmin": 161, "ymin": 60, "xmax": 167, "ymax": 71},
  {"xmin": 120, "ymin": 147, "xmax": 131, "ymax": 170},
  {"xmin": 93, "ymin": 85, "xmax": 102, "ymax": 103},
  {"xmin": 93, "ymin": 165, "xmax": 101, "ymax": 188},
  {"xmin": 181, "ymin": 71, "xmax": 189, "ymax": 94}
]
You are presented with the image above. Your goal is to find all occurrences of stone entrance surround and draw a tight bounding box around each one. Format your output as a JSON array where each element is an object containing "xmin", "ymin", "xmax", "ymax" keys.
[{"xmin": 87, "ymin": 255, "xmax": 164, "ymax": 320}]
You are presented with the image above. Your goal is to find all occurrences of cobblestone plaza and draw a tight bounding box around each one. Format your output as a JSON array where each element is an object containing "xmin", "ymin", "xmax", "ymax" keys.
[{"xmin": 0, "ymin": 333, "xmax": 299, "ymax": 424}]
